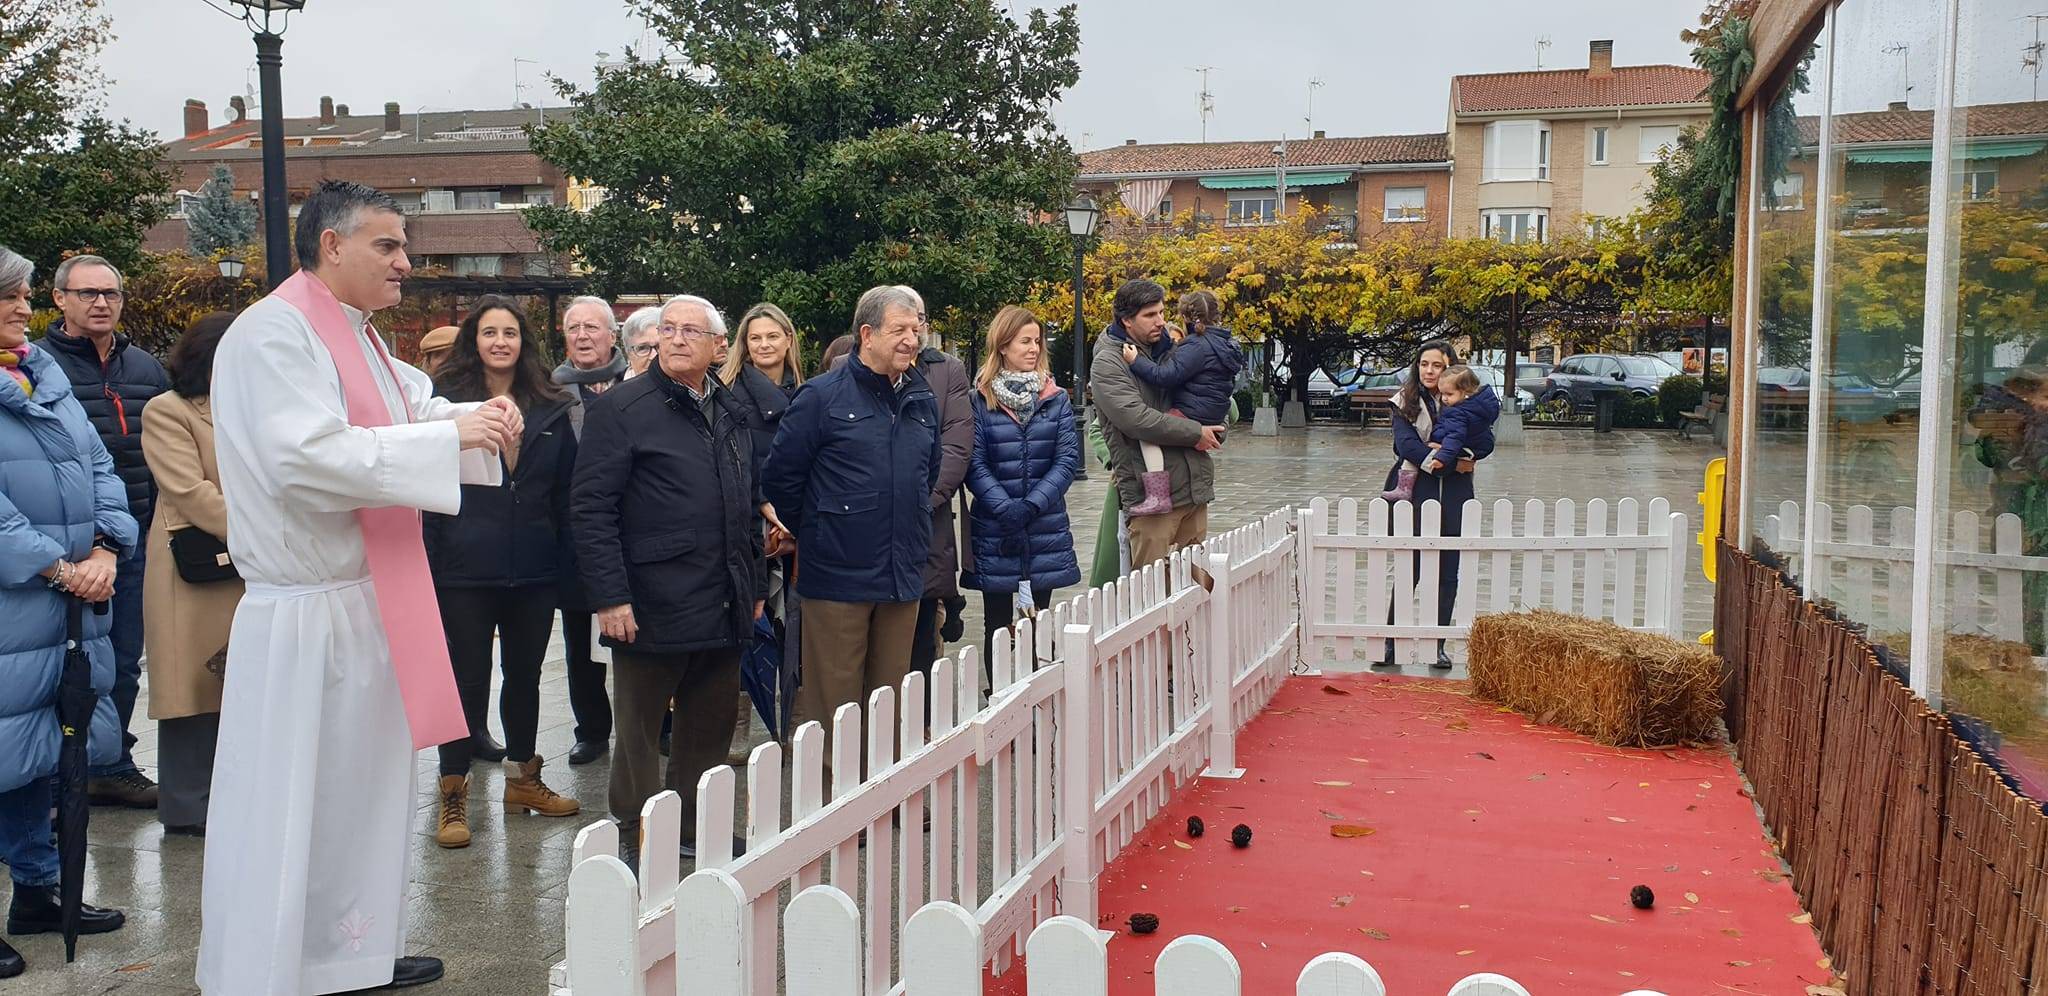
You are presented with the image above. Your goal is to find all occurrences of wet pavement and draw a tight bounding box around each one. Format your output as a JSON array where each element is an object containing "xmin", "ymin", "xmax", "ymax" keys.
[{"xmin": 1, "ymin": 423, "xmax": 1721, "ymax": 995}]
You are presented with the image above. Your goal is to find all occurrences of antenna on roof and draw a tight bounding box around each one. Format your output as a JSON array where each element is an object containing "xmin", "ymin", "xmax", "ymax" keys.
[
  {"xmin": 1882, "ymin": 42, "xmax": 1913, "ymax": 100},
  {"xmin": 1305, "ymin": 78, "xmax": 1324, "ymax": 134},
  {"xmin": 1535, "ymin": 35, "xmax": 1552, "ymax": 69},
  {"xmin": 2025, "ymin": 15, "xmax": 2047, "ymax": 102},
  {"xmin": 1188, "ymin": 66, "xmax": 1217, "ymax": 142}
]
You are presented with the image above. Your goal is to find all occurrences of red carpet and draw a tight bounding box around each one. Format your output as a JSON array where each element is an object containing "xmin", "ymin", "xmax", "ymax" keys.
[{"xmin": 999, "ymin": 674, "xmax": 1832, "ymax": 995}]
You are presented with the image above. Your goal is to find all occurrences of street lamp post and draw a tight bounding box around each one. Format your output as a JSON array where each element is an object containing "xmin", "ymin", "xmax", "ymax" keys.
[
  {"xmin": 217, "ymin": 257, "xmax": 247, "ymax": 281},
  {"xmin": 1065, "ymin": 195, "xmax": 1100, "ymax": 481},
  {"xmin": 211, "ymin": 0, "xmax": 305, "ymax": 289}
]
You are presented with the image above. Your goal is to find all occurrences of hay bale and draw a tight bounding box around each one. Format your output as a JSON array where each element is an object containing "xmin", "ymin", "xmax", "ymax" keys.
[
  {"xmin": 1468, "ymin": 610, "xmax": 1722, "ymax": 748},
  {"xmin": 1878, "ymin": 630, "xmax": 2045, "ymax": 738}
]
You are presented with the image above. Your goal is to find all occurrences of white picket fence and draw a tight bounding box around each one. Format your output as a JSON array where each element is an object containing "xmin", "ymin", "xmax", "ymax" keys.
[
  {"xmin": 564, "ymin": 875, "xmax": 1672, "ymax": 996},
  {"xmin": 556, "ymin": 497, "xmax": 1693, "ymax": 996},
  {"xmin": 1763, "ymin": 500, "xmax": 2048, "ymax": 645},
  {"xmin": 556, "ymin": 510, "xmax": 1298, "ymax": 996},
  {"xmin": 1301, "ymin": 497, "xmax": 1690, "ymax": 665}
]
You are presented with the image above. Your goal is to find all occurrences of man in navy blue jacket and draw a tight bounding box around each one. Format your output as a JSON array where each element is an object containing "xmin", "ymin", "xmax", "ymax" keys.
[{"xmin": 763, "ymin": 285, "xmax": 940, "ymax": 755}]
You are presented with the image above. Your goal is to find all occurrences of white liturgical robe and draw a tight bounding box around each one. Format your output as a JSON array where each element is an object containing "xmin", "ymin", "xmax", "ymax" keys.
[{"xmin": 196, "ymin": 291, "xmax": 493, "ymax": 994}]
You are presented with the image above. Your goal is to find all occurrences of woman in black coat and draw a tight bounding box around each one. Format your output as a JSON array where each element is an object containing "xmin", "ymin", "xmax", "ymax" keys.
[
  {"xmin": 1380, "ymin": 339, "xmax": 1491, "ymax": 669},
  {"xmin": 423, "ymin": 295, "xmax": 582, "ymax": 847}
]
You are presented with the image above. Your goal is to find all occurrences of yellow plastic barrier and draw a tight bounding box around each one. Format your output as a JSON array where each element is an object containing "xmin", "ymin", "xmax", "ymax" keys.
[{"xmin": 1696, "ymin": 457, "xmax": 1725, "ymax": 648}]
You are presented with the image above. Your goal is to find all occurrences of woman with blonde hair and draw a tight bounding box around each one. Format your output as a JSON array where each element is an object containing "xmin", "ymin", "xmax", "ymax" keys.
[{"xmin": 961, "ymin": 305, "xmax": 1080, "ymax": 664}]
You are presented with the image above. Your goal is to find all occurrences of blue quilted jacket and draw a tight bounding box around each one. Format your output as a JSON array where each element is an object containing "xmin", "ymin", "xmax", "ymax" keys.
[
  {"xmin": 0, "ymin": 346, "xmax": 137, "ymax": 793},
  {"xmin": 961, "ymin": 383, "xmax": 1081, "ymax": 595}
]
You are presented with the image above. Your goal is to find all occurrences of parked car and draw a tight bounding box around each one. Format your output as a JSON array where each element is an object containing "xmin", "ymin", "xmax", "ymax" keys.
[
  {"xmin": 1755, "ymin": 366, "xmax": 1899, "ymax": 422},
  {"xmin": 1539, "ymin": 353, "xmax": 1681, "ymax": 411}
]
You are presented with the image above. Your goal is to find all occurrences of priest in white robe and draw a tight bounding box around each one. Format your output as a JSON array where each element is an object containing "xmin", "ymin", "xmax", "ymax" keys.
[{"xmin": 198, "ymin": 180, "xmax": 518, "ymax": 995}]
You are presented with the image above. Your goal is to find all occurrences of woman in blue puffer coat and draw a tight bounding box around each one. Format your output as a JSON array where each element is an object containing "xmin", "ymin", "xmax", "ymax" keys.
[
  {"xmin": 962, "ymin": 306, "xmax": 1080, "ymax": 670},
  {"xmin": 0, "ymin": 245, "xmax": 138, "ymax": 977}
]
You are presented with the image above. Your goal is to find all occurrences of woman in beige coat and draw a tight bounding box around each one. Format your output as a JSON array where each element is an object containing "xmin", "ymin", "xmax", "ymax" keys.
[{"xmin": 140, "ymin": 313, "xmax": 242, "ymax": 836}]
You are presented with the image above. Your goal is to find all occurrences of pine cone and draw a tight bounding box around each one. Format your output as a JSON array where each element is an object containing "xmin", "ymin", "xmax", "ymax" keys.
[
  {"xmin": 1231, "ymin": 823, "xmax": 1252, "ymax": 848},
  {"xmin": 1187, "ymin": 816, "xmax": 1205, "ymax": 838},
  {"xmin": 1630, "ymin": 884, "xmax": 1655, "ymax": 910},
  {"xmin": 1127, "ymin": 912, "xmax": 1159, "ymax": 935}
]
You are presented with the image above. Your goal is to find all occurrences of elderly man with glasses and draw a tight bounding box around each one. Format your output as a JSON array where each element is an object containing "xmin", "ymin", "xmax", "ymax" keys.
[
  {"xmin": 43, "ymin": 253, "xmax": 168, "ymax": 809},
  {"xmin": 571, "ymin": 294, "xmax": 764, "ymax": 862}
]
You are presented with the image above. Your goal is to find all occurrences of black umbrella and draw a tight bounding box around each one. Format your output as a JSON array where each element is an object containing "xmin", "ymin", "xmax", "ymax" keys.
[{"xmin": 54, "ymin": 598, "xmax": 100, "ymax": 962}]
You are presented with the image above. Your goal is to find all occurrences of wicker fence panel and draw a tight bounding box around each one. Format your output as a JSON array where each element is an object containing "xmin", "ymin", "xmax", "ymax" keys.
[{"xmin": 1718, "ymin": 541, "xmax": 2048, "ymax": 995}]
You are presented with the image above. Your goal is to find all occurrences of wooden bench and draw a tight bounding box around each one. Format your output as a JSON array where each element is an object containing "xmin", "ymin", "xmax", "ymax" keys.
[{"xmin": 1678, "ymin": 396, "xmax": 1724, "ymax": 440}]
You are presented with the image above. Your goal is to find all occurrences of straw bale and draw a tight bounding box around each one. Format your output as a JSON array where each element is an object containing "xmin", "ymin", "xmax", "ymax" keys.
[{"xmin": 1468, "ymin": 610, "xmax": 1722, "ymax": 747}]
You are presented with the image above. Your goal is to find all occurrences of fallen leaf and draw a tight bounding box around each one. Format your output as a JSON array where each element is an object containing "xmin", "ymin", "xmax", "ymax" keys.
[
  {"xmin": 1458, "ymin": 904, "xmax": 1470, "ymax": 910},
  {"xmin": 1474, "ymin": 751, "xmax": 1496, "ymax": 760},
  {"xmin": 1331, "ymin": 824, "xmax": 1377, "ymax": 838},
  {"xmin": 1728, "ymin": 960, "xmax": 1753, "ymax": 967},
  {"xmin": 1526, "ymin": 773, "xmax": 1548, "ymax": 781},
  {"xmin": 1722, "ymin": 928, "xmax": 1743, "ymax": 938},
  {"xmin": 1817, "ymin": 956, "xmax": 1833, "ymax": 970},
  {"xmin": 1608, "ymin": 816, "xmax": 1630, "ymax": 823},
  {"xmin": 1315, "ymin": 780, "xmax": 1353, "ymax": 787},
  {"xmin": 1348, "ymin": 757, "xmax": 1371, "ymax": 764},
  {"xmin": 1699, "ymin": 781, "xmax": 1714, "ymax": 789},
  {"xmin": 1228, "ymin": 905, "xmax": 1245, "ymax": 913},
  {"xmin": 116, "ymin": 963, "xmax": 152, "ymax": 973},
  {"xmin": 1791, "ymin": 912, "xmax": 1814, "ymax": 924},
  {"xmin": 1684, "ymin": 892, "xmax": 1700, "ymax": 904},
  {"xmin": 1638, "ymin": 782, "xmax": 1651, "ymax": 788},
  {"xmin": 1172, "ymin": 840, "xmax": 1193, "ymax": 850},
  {"xmin": 1319, "ymin": 809, "xmax": 1344, "ymax": 820},
  {"xmin": 1457, "ymin": 949, "xmax": 1476, "ymax": 956},
  {"xmin": 1360, "ymin": 928, "xmax": 1390, "ymax": 941},
  {"xmin": 1444, "ymin": 718, "xmax": 1471, "ymax": 731},
  {"xmin": 1322, "ymin": 684, "xmax": 1352, "ymax": 696},
  {"xmin": 1590, "ymin": 914, "xmax": 1620, "ymax": 924},
  {"xmin": 1331, "ymin": 894, "xmax": 1354, "ymax": 908},
  {"xmin": 1665, "ymin": 864, "xmax": 1682, "ymax": 873}
]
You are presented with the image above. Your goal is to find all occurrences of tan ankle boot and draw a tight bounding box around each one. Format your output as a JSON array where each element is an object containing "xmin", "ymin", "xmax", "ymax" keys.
[
  {"xmin": 435, "ymin": 775, "xmax": 471, "ymax": 849},
  {"xmin": 503, "ymin": 757, "xmax": 579, "ymax": 817}
]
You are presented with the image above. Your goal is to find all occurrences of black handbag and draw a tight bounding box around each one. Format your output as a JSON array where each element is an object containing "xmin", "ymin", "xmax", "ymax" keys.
[{"xmin": 169, "ymin": 527, "xmax": 239, "ymax": 584}]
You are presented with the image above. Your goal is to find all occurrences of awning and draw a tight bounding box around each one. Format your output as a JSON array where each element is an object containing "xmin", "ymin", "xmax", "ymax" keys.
[
  {"xmin": 1844, "ymin": 140, "xmax": 2047, "ymax": 165},
  {"xmin": 1199, "ymin": 170, "xmax": 1352, "ymax": 190}
]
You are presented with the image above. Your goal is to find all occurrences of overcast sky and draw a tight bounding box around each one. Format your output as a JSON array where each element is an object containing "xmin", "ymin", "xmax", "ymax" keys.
[{"xmin": 103, "ymin": 1, "xmax": 1709, "ymax": 149}]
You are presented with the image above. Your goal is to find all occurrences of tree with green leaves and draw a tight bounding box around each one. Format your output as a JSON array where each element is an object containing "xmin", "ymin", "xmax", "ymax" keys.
[
  {"xmin": 187, "ymin": 164, "xmax": 257, "ymax": 256},
  {"xmin": 0, "ymin": 0, "xmax": 169, "ymax": 283},
  {"xmin": 525, "ymin": 0, "xmax": 1082, "ymax": 348}
]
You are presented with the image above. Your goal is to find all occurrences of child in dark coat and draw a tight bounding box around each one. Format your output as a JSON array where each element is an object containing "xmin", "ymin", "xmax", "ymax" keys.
[
  {"xmin": 1117, "ymin": 290, "xmax": 1245, "ymax": 515},
  {"xmin": 1384, "ymin": 364, "xmax": 1500, "ymax": 501}
]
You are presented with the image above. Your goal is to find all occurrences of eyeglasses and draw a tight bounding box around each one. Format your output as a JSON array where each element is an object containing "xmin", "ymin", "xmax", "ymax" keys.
[
  {"xmin": 628, "ymin": 343, "xmax": 657, "ymax": 356},
  {"xmin": 565, "ymin": 323, "xmax": 611, "ymax": 337},
  {"xmin": 61, "ymin": 288, "xmax": 122, "ymax": 303},
  {"xmin": 657, "ymin": 324, "xmax": 721, "ymax": 340}
]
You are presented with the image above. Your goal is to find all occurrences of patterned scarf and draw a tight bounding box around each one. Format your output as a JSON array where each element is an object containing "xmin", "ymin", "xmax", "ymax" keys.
[
  {"xmin": 0, "ymin": 344, "xmax": 32, "ymax": 398},
  {"xmin": 992, "ymin": 370, "xmax": 1042, "ymax": 420}
]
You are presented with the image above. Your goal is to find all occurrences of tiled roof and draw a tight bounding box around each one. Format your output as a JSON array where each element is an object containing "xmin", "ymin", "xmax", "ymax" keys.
[
  {"xmin": 163, "ymin": 106, "xmax": 563, "ymax": 159},
  {"xmin": 1452, "ymin": 65, "xmax": 1709, "ymax": 114},
  {"xmin": 1077, "ymin": 133, "xmax": 1450, "ymax": 177},
  {"xmin": 1794, "ymin": 100, "xmax": 2048, "ymax": 145}
]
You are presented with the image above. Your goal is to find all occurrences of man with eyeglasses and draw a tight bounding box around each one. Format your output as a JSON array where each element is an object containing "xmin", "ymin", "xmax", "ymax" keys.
[
  {"xmin": 619, "ymin": 307, "xmax": 661, "ymax": 380},
  {"xmin": 44, "ymin": 254, "xmax": 168, "ymax": 810},
  {"xmin": 551, "ymin": 295, "xmax": 626, "ymax": 768}
]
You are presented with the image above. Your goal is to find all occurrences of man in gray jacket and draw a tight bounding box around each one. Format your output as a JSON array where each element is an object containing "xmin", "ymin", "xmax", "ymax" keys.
[{"xmin": 1091, "ymin": 279, "xmax": 1224, "ymax": 572}]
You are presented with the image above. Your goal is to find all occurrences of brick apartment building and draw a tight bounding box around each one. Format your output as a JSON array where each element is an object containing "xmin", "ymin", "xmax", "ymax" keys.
[
  {"xmin": 1075, "ymin": 132, "xmax": 1452, "ymax": 243},
  {"xmin": 1447, "ymin": 40, "xmax": 1711, "ymax": 241},
  {"xmin": 1766, "ymin": 99, "xmax": 2048, "ymax": 223},
  {"xmin": 147, "ymin": 96, "xmax": 591, "ymax": 276}
]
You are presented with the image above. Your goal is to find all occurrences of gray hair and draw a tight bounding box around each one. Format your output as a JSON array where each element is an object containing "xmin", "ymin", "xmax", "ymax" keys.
[
  {"xmin": 295, "ymin": 180, "xmax": 402, "ymax": 270},
  {"xmin": 564, "ymin": 295, "xmax": 617, "ymax": 333},
  {"xmin": 619, "ymin": 306, "xmax": 660, "ymax": 344},
  {"xmin": 851, "ymin": 285, "xmax": 921, "ymax": 340},
  {"xmin": 660, "ymin": 294, "xmax": 727, "ymax": 338},
  {"xmin": 0, "ymin": 246, "xmax": 33, "ymax": 295},
  {"xmin": 53, "ymin": 254, "xmax": 120, "ymax": 292}
]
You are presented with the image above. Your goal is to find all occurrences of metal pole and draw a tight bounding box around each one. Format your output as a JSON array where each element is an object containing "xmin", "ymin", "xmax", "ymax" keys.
[
  {"xmin": 1071, "ymin": 242, "xmax": 1089, "ymax": 481},
  {"xmin": 254, "ymin": 31, "xmax": 290, "ymax": 289}
]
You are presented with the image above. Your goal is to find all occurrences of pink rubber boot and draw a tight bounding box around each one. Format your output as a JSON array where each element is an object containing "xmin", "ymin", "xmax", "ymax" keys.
[
  {"xmin": 1380, "ymin": 467, "xmax": 1418, "ymax": 503},
  {"xmin": 1129, "ymin": 470, "xmax": 1174, "ymax": 516}
]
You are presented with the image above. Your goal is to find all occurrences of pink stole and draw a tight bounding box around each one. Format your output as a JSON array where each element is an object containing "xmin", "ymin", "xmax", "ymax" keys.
[{"xmin": 274, "ymin": 271, "xmax": 467, "ymax": 749}]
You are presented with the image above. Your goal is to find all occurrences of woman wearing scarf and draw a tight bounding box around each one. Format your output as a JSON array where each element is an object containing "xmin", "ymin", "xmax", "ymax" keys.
[
  {"xmin": 1379, "ymin": 339, "xmax": 1489, "ymax": 669},
  {"xmin": 0, "ymin": 244, "xmax": 136, "ymax": 978},
  {"xmin": 962, "ymin": 306, "xmax": 1080, "ymax": 673}
]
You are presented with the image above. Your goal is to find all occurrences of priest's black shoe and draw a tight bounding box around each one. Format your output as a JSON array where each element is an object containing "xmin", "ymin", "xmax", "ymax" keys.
[
  {"xmin": 5, "ymin": 884, "xmax": 125, "ymax": 935},
  {"xmin": 568, "ymin": 740, "xmax": 607, "ymax": 766},
  {"xmin": 381, "ymin": 955, "xmax": 444, "ymax": 989},
  {"xmin": 472, "ymin": 733, "xmax": 507, "ymax": 763},
  {"xmin": 0, "ymin": 936, "xmax": 23, "ymax": 979}
]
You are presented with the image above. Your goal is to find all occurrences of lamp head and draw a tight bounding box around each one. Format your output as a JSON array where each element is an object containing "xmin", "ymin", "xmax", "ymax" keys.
[{"xmin": 1064, "ymin": 195, "xmax": 1100, "ymax": 240}]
